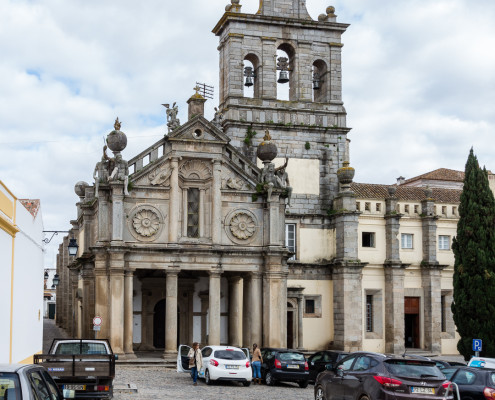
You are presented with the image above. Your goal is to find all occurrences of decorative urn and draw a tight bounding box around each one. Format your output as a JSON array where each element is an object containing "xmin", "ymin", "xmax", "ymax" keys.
[
  {"xmin": 337, "ymin": 161, "xmax": 355, "ymax": 185},
  {"xmin": 256, "ymin": 130, "xmax": 278, "ymax": 164},
  {"xmin": 106, "ymin": 118, "xmax": 127, "ymax": 153}
]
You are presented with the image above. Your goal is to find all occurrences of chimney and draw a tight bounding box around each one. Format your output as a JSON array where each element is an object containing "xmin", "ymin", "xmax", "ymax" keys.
[
  {"xmin": 187, "ymin": 88, "xmax": 206, "ymax": 121},
  {"xmin": 396, "ymin": 176, "xmax": 405, "ymax": 185}
]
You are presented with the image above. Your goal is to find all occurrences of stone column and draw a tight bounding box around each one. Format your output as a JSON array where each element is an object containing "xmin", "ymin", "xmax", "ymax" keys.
[
  {"xmin": 329, "ymin": 43, "xmax": 344, "ymax": 104},
  {"xmin": 228, "ymin": 276, "xmax": 243, "ymax": 347},
  {"xmin": 69, "ymin": 266, "xmax": 79, "ymax": 337},
  {"xmin": 97, "ymin": 195, "xmax": 110, "ymax": 243},
  {"xmin": 211, "ymin": 160, "xmax": 222, "ymax": 243},
  {"xmin": 164, "ymin": 269, "xmax": 179, "ymax": 355},
  {"xmin": 200, "ymin": 294, "xmax": 209, "ymax": 344},
  {"xmin": 262, "ymin": 266, "xmax": 287, "ymax": 348},
  {"xmin": 421, "ymin": 189, "xmax": 438, "ymax": 265},
  {"xmin": 242, "ymin": 276, "xmax": 252, "ymax": 348},
  {"xmin": 109, "ymin": 252, "xmax": 125, "ymax": 355},
  {"xmin": 94, "ymin": 251, "xmax": 109, "ymax": 339},
  {"xmin": 110, "ymin": 183, "xmax": 125, "ymax": 244},
  {"xmin": 124, "ymin": 270, "xmax": 136, "ymax": 358},
  {"xmin": 208, "ymin": 271, "xmax": 222, "ymax": 345},
  {"xmin": 384, "ymin": 187, "xmax": 406, "ymax": 354},
  {"xmin": 81, "ymin": 264, "xmax": 95, "ymax": 338},
  {"xmin": 261, "ymin": 37, "xmax": 277, "ymax": 99},
  {"xmin": 297, "ymin": 296, "xmax": 304, "ymax": 350},
  {"xmin": 169, "ymin": 157, "xmax": 179, "ymax": 243}
]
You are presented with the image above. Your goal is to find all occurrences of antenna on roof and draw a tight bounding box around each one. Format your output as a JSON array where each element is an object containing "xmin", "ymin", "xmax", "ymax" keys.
[{"xmin": 196, "ymin": 82, "xmax": 214, "ymax": 99}]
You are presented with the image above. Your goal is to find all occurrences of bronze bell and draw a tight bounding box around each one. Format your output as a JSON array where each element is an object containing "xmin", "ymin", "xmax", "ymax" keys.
[
  {"xmin": 313, "ymin": 72, "xmax": 321, "ymax": 90},
  {"xmin": 277, "ymin": 70, "xmax": 289, "ymax": 84},
  {"xmin": 244, "ymin": 66, "xmax": 255, "ymax": 87}
]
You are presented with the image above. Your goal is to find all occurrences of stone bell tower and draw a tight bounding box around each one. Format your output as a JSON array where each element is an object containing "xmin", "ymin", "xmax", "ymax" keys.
[{"xmin": 213, "ymin": 0, "xmax": 351, "ymax": 212}]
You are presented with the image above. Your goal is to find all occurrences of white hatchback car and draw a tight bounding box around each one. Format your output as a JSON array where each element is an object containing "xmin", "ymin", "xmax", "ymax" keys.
[{"xmin": 177, "ymin": 345, "xmax": 252, "ymax": 386}]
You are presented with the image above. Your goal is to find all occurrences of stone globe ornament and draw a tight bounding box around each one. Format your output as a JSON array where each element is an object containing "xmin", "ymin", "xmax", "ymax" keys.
[
  {"xmin": 337, "ymin": 161, "xmax": 355, "ymax": 192},
  {"xmin": 256, "ymin": 129, "xmax": 278, "ymax": 165},
  {"xmin": 106, "ymin": 117, "xmax": 127, "ymax": 154},
  {"xmin": 74, "ymin": 181, "xmax": 89, "ymax": 198}
]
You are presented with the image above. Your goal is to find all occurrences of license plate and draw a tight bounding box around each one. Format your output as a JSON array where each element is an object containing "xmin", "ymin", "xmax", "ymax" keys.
[
  {"xmin": 411, "ymin": 387, "xmax": 435, "ymax": 394},
  {"xmin": 64, "ymin": 385, "xmax": 86, "ymax": 391},
  {"xmin": 287, "ymin": 365, "xmax": 299, "ymax": 369},
  {"xmin": 226, "ymin": 365, "xmax": 239, "ymax": 369}
]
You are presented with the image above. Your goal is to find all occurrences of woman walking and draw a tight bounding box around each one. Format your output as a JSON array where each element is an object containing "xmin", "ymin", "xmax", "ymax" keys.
[
  {"xmin": 187, "ymin": 342, "xmax": 203, "ymax": 386},
  {"xmin": 251, "ymin": 343, "xmax": 263, "ymax": 384}
]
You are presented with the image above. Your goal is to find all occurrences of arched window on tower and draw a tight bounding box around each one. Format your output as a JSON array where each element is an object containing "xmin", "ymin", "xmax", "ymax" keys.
[
  {"xmin": 312, "ymin": 60, "xmax": 329, "ymax": 103},
  {"xmin": 276, "ymin": 44, "xmax": 295, "ymax": 101},
  {"xmin": 243, "ymin": 54, "xmax": 260, "ymax": 99}
]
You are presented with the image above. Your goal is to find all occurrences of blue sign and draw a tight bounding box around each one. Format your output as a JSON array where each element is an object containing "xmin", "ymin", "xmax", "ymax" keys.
[{"xmin": 473, "ymin": 339, "xmax": 482, "ymax": 352}]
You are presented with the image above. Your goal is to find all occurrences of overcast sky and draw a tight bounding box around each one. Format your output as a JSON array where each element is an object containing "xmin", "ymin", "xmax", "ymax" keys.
[{"xmin": 1, "ymin": 0, "xmax": 494, "ymax": 266}]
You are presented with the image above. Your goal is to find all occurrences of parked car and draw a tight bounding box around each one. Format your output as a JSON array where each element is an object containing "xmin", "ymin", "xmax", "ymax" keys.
[
  {"xmin": 469, "ymin": 357, "xmax": 495, "ymax": 369},
  {"xmin": 307, "ymin": 350, "xmax": 349, "ymax": 383},
  {"xmin": 314, "ymin": 352, "xmax": 453, "ymax": 400},
  {"xmin": 450, "ymin": 366, "xmax": 495, "ymax": 399},
  {"xmin": 0, "ymin": 363, "xmax": 74, "ymax": 399},
  {"xmin": 260, "ymin": 348, "xmax": 309, "ymax": 388},
  {"xmin": 408, "ymin": 354, "xmax": 466, "ymax": 370},
  {"xmin": 177, "ymin": 345, "xmax": 252, "ymax": 386},
  {"xmin": 34, "ymin": 339, "xmax": 116, "ymax": 399}
]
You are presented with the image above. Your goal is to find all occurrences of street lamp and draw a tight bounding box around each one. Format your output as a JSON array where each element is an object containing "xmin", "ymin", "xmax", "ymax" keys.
[
  {"xmin": 68, "ymin": 238, "xmax": 79, "ymax": 256},
  {"xmin": 52, "ymin": 274, "xmax": 60, "ymax": 287}
]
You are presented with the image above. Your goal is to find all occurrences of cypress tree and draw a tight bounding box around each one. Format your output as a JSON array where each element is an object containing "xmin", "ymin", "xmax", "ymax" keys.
[{"xmin": 452, "ymin": 148, "xmax": 495, "ymax": 360}]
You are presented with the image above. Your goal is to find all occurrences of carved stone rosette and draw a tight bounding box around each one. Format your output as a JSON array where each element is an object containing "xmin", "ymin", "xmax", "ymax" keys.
[
  {"xmin": 224, "ymin": 209, "xmax": 259, "ymax": 244},
  {"xmin": 128, "ymin": 204, "xmax": 165, "ymax": 242}
]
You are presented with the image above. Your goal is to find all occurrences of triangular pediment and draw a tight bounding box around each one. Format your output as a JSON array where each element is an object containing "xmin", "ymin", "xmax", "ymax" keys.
[
  {"xmin": 167, "ymin": 115, "xmax": 230, "ymax": 144},
  {"xmin": 131, "ymin": 158, "xmax": 172, "ymax": 188}
]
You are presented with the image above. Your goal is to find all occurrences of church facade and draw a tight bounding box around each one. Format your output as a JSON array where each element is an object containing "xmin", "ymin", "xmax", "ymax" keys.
[{"xmin": 55, "ymin": 0, "xmax": 466, "ymax": 357}]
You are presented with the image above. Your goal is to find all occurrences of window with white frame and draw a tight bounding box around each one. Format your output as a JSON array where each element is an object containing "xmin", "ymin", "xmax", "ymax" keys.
[
  {"xmin": 439, "ymin": 235, "xmax": 450, "ymax": 250},
  {"xmin": 285, "ymin": 223, "xmax": 296, "ymax": 260},
  {"xmin": 401, "ymin": 233, "xmax": 413, "ymax": 249}
]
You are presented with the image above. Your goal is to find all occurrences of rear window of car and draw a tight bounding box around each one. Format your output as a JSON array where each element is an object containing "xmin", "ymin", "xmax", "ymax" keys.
[
  {"xmin": 490, "ymin": 373, "xmax": 495, "ymax": 386},
  {"xmin": 385, "ymin": 360, "xmax": 445, "ymax": 379},
  {"xmin": 55, "ymin": 342, "xmax": 107, "ymax": 355},
  {"xmin": 279, "ymin": 352, "xmax": 305, "ymax": 362},
  {"xmin": 213, "ymin": 350, "xmax": 246, "ymax": 360},
  {"xmin": 0, "ymin": 372, "xmax": 21, "ymax": 399}
]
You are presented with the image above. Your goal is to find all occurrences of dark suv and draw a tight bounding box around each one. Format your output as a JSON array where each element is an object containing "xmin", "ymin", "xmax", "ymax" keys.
[
  {"xmin": 314, "ymin": 352, "xmax": 453, "ymax": 400},
  {"xmin": 260, "ymin": 348, "xmax": 309, "ymax": 388}
]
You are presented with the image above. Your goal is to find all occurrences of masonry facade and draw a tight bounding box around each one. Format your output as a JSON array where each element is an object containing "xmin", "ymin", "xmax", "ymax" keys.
[{"xmin": 55, "ymin": 0, "xmax": 470, "ymax": 356}]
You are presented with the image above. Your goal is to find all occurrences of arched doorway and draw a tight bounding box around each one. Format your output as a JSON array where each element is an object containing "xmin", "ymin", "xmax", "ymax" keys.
[
  {"xmin": 153, "ymin": 299, "xmax": 180, "ymax": 349},
  {"xmin": 287, "ymin": 301, "xmax": 295, "ymax": 349}
]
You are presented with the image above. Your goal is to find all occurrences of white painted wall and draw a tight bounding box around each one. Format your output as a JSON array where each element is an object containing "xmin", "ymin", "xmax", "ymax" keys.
[{"xmin": 0, "ymin": 229, "xmax": 13, "ymax": 363}]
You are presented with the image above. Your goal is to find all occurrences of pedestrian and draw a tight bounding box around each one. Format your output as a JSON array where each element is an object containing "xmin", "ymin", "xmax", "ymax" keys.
[
  {"xmin": 187, "ymin": 342, "xmax": 203, "ymax": 386},
  {"xmin": 251, "ymin": 343, "xmax": 263, "ymax": 384}
]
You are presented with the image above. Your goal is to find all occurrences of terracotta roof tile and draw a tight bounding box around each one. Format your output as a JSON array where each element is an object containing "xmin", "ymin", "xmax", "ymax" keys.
[
  {"xmin": 19, "ymin": 199, "xmax": 41, "ymax": 218},
  {"xmin": 351, "ymin": 183, "xmax": 461, "ymax": 203},
  {"xmin": 404, "ymin": 168, "xmax": 464, "ymax": 184}
]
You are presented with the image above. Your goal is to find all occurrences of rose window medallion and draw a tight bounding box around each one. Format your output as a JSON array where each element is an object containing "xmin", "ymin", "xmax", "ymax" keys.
[
  {"xmin": 133, "ymin": 209, "xmax": 160, "ymax": 237},
  {"xmin": 230, "ymin": 213, "xmax": 256, "ymax": 240}
]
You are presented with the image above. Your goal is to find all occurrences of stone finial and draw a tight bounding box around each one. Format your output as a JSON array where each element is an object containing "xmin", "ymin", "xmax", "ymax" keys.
[
  {"xmin": 318, "ymin": 5, "xmax": 337, "ymax": 22},
  {"xmin": 74, "ymin": 181, "xmax": 89, "ymax": 198},
  {"xmin": 387, "ymin": 186, "xmax": 397, "ymax": 197},
  {"xmin": 263, "ymin": 129, "xmax": 272, "ymax": 141},
  {"xmin": 226, "ymin": 0, "xmax": 242, "ymax": 12},
  {"xmin": 337, "ymin": 161, "xmax": 355, "ymax": 192},
  {"xmin": 257, "ymin": 0, "xmax": 311, "ymax": 20},
  {"xmin": 107, "ymin": 118, "xmax": 127, "ymax": 154},
  {"xmin": 187, "ymin": 88, "xmax": 206, "ymax": 121},
  {"xmin": 114, "ymin": 117, "xmax": 121, "ymax": 131},
  {"xmin": 424, "ymin": 186, "xmax": 433, "ymax": 199},
  {"xmin": 257, "ymin": 130, "xmax": 277, "ymax": 164}
]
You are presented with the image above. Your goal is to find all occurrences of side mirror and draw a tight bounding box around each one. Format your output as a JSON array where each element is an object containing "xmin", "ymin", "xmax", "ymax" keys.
[
  {"xmin": 336, "ymin": 365, "xmax": 344, "ymax": 377},
  {"xmin": 114, "ymin": 354, "xmax": 119, "ymax": 360}
]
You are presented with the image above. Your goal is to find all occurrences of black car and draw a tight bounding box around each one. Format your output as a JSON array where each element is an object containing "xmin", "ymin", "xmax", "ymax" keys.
[
  {"xmin": 450, "ymin": 366, "xmax": 495, "ymax": 399},
  {"xmin": 308, "ymin": 350, "xmax": 349, "ymax": 383},
  {"xmin": 260, "ymin": 348, "xmax": 309, "ymax": 388},
  {"xmin": 314, "ymin": 352, "xmax": 453, "ymax": 400}
]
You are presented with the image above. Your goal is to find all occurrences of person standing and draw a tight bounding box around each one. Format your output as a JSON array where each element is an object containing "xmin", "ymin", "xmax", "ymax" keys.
[
  {"xmin": 251, "ymin": 343, "xmax": 263, "ymax": 384},
  {"xmin": 187, "ymin": 342, "xmax": 203, "ymax": 386}
]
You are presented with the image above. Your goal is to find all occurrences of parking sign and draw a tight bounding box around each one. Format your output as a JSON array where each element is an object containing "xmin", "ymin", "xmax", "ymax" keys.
[{"xmin": 473, "ymin": 339, "xmax": 482, "ymax": 352}]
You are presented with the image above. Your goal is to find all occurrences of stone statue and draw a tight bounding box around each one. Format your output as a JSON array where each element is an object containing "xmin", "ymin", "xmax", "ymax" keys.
[
  {"xmin": 212, "ymin": 107, "xmax": 224, "ymax": 128},
  {"xmin": 93, "ymin": 145, "xmax": 110, "ymax": 197},
  {"xmin": 109, "ymin": 153, "xmax": 130, "ymax": 195},
  {"xmin": 275, "ymin": 157, "xmax": 292, "ymax": 206},
  {"xmin": 164, "ymin": 102, "xmax": 180, "ymax": 133},
  {"xmin": 261, "ymin": 162, "xmax": 278, "ymax": 203}
]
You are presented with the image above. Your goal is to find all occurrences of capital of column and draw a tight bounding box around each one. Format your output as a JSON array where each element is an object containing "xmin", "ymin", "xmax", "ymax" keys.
[
  {"xmin": 124, "ymin": 269, "xmax": 135, "ymax": 277},
  {"xmin": 209, "ymin": 268, "xmax": 223, "ymax": 277}
]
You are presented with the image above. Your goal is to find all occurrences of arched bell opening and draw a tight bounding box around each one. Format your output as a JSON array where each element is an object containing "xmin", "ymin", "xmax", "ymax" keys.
[
  {"xmin": 276, "ymin": 43, "xmax": 295, "ymax": 101},
  {"xmin": 312, "ymin": 59, "xmax": 329, "ymax": 103},
  {"xmin": 243, "ymin": 53, "xmax": 260, "ymax": 99}
]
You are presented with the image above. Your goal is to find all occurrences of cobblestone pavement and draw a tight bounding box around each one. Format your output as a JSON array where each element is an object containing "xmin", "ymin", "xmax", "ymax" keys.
[{"xmin": 114, "ymin": 366, "xmax": 313, "ymax": 400}]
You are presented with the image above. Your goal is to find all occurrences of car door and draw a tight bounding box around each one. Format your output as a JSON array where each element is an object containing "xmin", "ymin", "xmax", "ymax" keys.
[
  {"xmin": 342, "ymin": 356, "xmax": 374, "ymax": 400},
  {"xmin": 451, "ymin": 369, "xmax": 483, "ymax": 400},
  {"xmin": 241, "ymin": 348, "xmax": 251, "ymax": 361},
  {"xmin": 309, "ymin": 352, "xmax": 324, "ymax": 381},
  {"xmin": 176, "ymin": 344, "xmax": 192, "ymax": 373},
  {"xmin": 325, "ymin": 354, "xmax": 358, "ymax": 400},
  {"xmin": 28, "ymin": 369, "xmax": 54, "ymax": 400},
  {"xmin": 198, "ymin": 347, "xmax": 213, "ymax": 378}
]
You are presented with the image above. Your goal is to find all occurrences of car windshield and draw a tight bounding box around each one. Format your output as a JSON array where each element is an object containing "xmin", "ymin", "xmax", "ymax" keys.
[
  {"xmin": 55, "ymin": 342, "xmax": 107, "ymax": 355},
  {"xmin": 213, "ymin": 350, "xmax": 246, "ymax": 360},
  {"xmin": 385, "ymin": 360, "xmax": 445, "ymax": 379},
  {"xmin": 0, "ymin": 372, "xmax": 21, "ymax": 399},
  {"xmin": 279, "ymin": 352, "xmax": 305, "ymax": 362}
]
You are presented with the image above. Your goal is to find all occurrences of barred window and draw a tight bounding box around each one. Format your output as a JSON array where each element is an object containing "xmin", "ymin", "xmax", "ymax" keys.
[
  {"xmin": 187, "ymin": 188, "xmax": 200, "ymax": 238},
  {"xmin": 366, "ymin": 295, "xmax": 373, "ymax": 332}
]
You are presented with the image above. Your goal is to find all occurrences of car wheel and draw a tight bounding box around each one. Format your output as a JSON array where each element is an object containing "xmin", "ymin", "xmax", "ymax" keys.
[
  {"xmin": 265, "ymin": 371, "xmax": 275, "ymax": 386},
  {"xmin": 315, "ymin": 385, "xmax": 326, "ymax": 400},
  {"xmin": 205, "ymin": 369, "xmax": 213, "ymax": 385},
  {"xmin": 359, "ymin": 396, "xmax": 370, "ymax": 400},
  {"xmin": 242, "ymin": 381, "xmax": 251, "ymax": 387},
  {"xmin": 299, "ymin": 380, "xmax": 309, "ymax": 388}
]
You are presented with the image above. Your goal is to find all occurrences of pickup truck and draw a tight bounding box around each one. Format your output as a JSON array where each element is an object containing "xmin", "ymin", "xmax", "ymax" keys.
[{"xmin": 34, "ymin": 339, "xmax": 116, "ymax": 399}]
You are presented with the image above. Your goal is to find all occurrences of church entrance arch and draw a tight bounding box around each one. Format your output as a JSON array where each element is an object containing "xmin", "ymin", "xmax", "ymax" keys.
[{"xmin": 153, "ymin": 299, "xmax": 180, "ymax": 349}]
